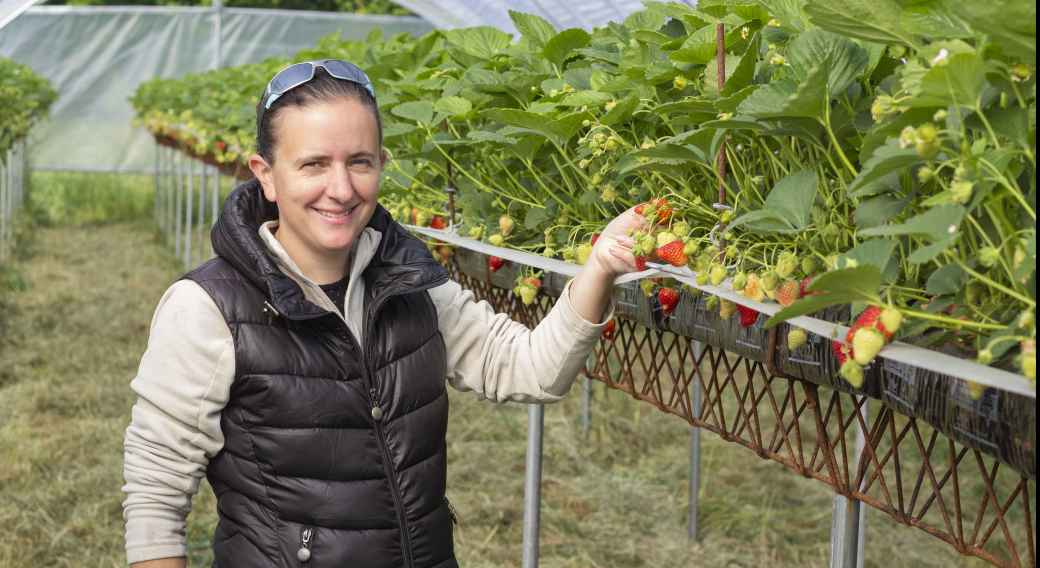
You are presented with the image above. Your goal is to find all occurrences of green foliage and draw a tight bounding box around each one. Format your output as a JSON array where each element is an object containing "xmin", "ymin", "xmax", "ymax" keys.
[
  {"xmin": 132, "ymin": 2, "xmax": 1038, "ymax": 377},
  {"xmin": 0, "ymin": 58, "xmax": 56, "ymax": 159}
]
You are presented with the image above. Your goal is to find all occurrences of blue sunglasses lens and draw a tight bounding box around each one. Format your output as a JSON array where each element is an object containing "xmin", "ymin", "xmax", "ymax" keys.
[{"xmin": 268, "ymin": 63, "xmax": 315, "ymax": 95}]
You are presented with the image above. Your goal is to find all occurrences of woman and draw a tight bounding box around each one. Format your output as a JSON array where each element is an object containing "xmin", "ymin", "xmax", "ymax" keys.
[{"xmin": 122, "ymin": 60, "xmax": 642, "ymax": 568}]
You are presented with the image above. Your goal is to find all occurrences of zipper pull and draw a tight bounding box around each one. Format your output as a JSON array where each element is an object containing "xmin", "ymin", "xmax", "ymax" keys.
[
  {"xmin": 297, "ymin": 527, "xmax": 312, "ymax": 562},
  {"xmin": 369, "ymin": 388, "xmax": 383, "ymax": 421},
  {"xmin": 445, "ymin": 497, "xmax": 457, "ymax": 525}
]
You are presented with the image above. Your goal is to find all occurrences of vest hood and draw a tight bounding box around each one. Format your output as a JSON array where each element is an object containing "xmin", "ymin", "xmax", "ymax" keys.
[{"xmin": 210, "ymin": 178, "xmax": 449, "ymax": 320}]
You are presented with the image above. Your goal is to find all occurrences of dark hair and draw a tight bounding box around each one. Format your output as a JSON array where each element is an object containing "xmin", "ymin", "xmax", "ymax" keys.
[{"xmin": 254, "ymin": 67, "xmax": 383, "ymax": 163}]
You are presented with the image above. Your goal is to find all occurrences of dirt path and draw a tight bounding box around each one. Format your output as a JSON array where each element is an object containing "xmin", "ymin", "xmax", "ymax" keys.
[{"xmin": 0, "ymin": 224, "xmax": 990, "ymax": 567}]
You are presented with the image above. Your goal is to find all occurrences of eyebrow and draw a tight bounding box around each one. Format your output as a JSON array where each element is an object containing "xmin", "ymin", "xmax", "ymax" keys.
[{"xmin": 295, "ymin": 151, "xmax": 377, "ymax": 165}]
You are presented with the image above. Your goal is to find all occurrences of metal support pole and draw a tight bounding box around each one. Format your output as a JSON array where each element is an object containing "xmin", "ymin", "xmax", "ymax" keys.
[
  {"xmin": 829, "ymin": 397, "xmax": 868, "ymax": 568},
  {"xmin": 211, "ymin": 0, "xmax": 222, "ymax": 70},
  {"xmin": 197, "ymin": 164, "xmax": 206, "ymax": 267},
  {"xmin": 582, "ymin": 355, "xmax": 594, "ymax": 436},
  {"xmin": 211, "ymin": 167, "xmax": 220, "ymax": 259},
  {"xmin": 522, "ymin": 403, "xmax": 544, "ymax": 568},
  {"xmin": 854, "ymin": 399, "xmax": 868, "ymax": 568},
  {"xmin": 185, "ymin": 158, "xmax": 194, "ymax": 271},
  {"xmin": 174, "ymin": 152, "xmax": 182, "ymax": 256},
  {"xmin": 0, "ymin": 152, "xmax": 7, "ymax": 264},
  {"xmin": 154, "ymin": 143, "xmax": 160, "ymax": 222},
  {"xmin": 166, "ymin": 148, "xmax": 174, "ymax": 240},
  {"xmin": 689, "ymin": 341, "xmax": 703, "ymax": 542}
]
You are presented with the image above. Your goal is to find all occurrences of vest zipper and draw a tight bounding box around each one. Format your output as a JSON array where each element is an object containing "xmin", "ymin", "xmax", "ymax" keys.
[
  {"xmin": 337, "ymin": 321, "xmax": 415, "ymax": 568},
  {"xmin": 297, "ymin": 527, "xmax": 313, "ymax": 564},
  {"xmin": 445, "ymin": 497, "xmax": 457, "ymax": 526}
]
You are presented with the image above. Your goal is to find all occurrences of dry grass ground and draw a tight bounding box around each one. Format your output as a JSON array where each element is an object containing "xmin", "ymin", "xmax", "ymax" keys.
[{"xmin": 0, "ymin": 217, "xmax": 1021, "ymax": 567}]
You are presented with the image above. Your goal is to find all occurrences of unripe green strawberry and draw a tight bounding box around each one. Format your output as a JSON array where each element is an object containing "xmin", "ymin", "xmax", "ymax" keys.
[
  {"xmin": 880, "ymin": 308, "xmax": 902, "ymax": 335},
  {"xmin": 489, "ymin": 234, "xmax": 504, "ymax": 246},
  {"xmin": 840, "ymin": 361, "xmax": 864, "ymax": 388},
  {"xmin": 978, "ymin": 246, "xmax": 1000, "ymax": 267},
  {"xmin": 683, "ymin": 240, "xmax": 699, "ymax": 256},
  {"xmin": 576, "ymin": 243, "xmax": 593, "ymax": 265},
  {"xmin": 802, "ymin": 257, "xmax": 820, "ymax": 276},
  {"xmin": 719, "ymin": 299, "xmax": 736, "ymax": 320},
  {"xmin": 966, "ymin": 380, "xmax": 987, "ymax": 400},
  {"xmin": 764, "ymin": 287, "xmax": 776, "ymax": 301},
  {"xmin": 1021, "ymin": 352, "xmax": 1035, "ymax": 385},
  {"xmin": 468, "ymin": 225, "xmax": 484, "ymax": 239},
  {"xmin": 672, "ymin": 221, "xmax": 691, "ymax": 237},
  {"xmin": 825, "ymin": 253, "xmax": 841, "ymax": 271},
  {"xmin": 710, "ymin": 265, "xmax": 727, "ymax": 286},
  {"xmin": 950, "ymin": 180, "xmax": 974, "ymax": 203},
  {"xmin": 852, "ymin": 328, "xmax": 886, "ymax": 365},
  {"xmin": 776, "ymin": 280, "xmax": 800, "ymax": 307},
  {"xmin": 640, "ymin": 279, "xmax": 656, "ymax": 297},
  {"xmin": 519, "ymin": 285, "xmax": 538, "ymax": 305},
  {"xmin": 499, "ymin": 215, "xmax": 515, "ymax": 236},
  {"xmin": 762, "ymin": 271, "xmax": 780, "ymax": 291},
  {"xmin": 696, "ymin": 270, "xmax": 710, "ymax": 286},
  {"xmin": 777, "ymin": 255, "xmax": 798, "ymax": 278},
  {"xmin": 743, "ymin": 274, "xmax": 765, "ymax": 303},
  {"xmin": 657, "ymin": 231, "xmax": 679, "ymax": 248},
  {"xmin": 704, "ymin": 295, "xmax": 719, "ymax": 311},
  {"xmin": 788, "ymin": 328, "xmax": 808, "ymax": 350},
  {"xmin": 415, "ymin": 211, "xmax": 430, "ymax": 227},
  {"xmin": 732, "ymin": 272, "xmax": 748, "ymax": 291},
  {"xmin": 640, "ymin": 234, "xmax": 656, "ymax": 252},
  {"xmin": 965, "ymin": 281, "xmax": 986, "ymax": 304}
]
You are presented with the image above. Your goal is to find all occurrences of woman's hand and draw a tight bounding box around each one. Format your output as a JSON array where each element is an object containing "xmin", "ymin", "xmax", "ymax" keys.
[{"xmin": 567, "ymin": 206, "xmax": 651, "ymax": 324}]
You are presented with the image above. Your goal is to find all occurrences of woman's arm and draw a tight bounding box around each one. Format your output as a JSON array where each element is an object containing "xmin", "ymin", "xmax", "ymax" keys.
[
  {"xmin": 131, "ymin": 558, "xmax": 186, "ymax": 568},
  {"xmin": 566, "ymin": 206, "xmax": 641, "ymax": 323},
  {"xmin": 122, "ymin": 280, "xmax": 234, "ymax": 565},
  {"xmin": 431, "ymin": 207, "xmax": 643, "ymax": 402}
]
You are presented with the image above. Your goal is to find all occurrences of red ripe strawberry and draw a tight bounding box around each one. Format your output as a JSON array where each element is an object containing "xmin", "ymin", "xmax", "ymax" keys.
[
  {"xmin": 737, "ymin": 304, "xmax": 759, "ymax": 327},
  {"xmin": 650, "ymin": 197, "xmax": 673, "ymax": 223},
  {"xmin": 658, "ymin": 288, "xmax": 680, "ymax": 315},
  {"xmin": 655, "ymin": 240, "xmax": 688, "ymax": 267},
  {"xmin": 832, "ymin": 340, "xmax": 854, "ymax": 366},
  {"xmin": 775, "ymin": 280, "xmax": 801, "ymax": 307},
  {"xmin": 410, "ymin": 208, "xmax": 419, "ymax": 225},
  {"xmin": 591, "ymin": 234, "xmax": 600, "ymax": 245},
  {"xmin": 602, "ymin": 319, "xmax": 616, "ymax": 340},
  {"xmin": 634, "ymin": 204, "xmax": 644, "ymax": 215},
  {"xmin": 217, "ymin": 141, "xmax": 227, "ymax": 149},
  {"xmin": 846, "ymin": 327, "xmax": 857, "ymax": 345},
  {"xmin": 524, "ymin": 276, "xmax": 542, "ymax": 289},
  {"xmin": 635, "ymin": 252, "xmax": 653, "ymax": 271},
  {"xmin": 489, "ymin": 256, "xmax": 505, "ymax": 273},
  {"xmin": 437, "ymin": 245, "xmax": 453, "ymax": 260},
  {"xmin": 854, "ymin": 306, "xmax": 882, "ymax": 329},
  {"xmin": 430, "ymin": 216, "xmax": 447, "ymax": 230},
  {"xmin": 800, "ymin": 276, "xmax": 823, "ymax": 296}
]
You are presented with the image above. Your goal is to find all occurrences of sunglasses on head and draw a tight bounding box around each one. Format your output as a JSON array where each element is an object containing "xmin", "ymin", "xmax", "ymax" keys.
[{"xmin": 256, "ymin": 59, "xmax": 375, "ymax": 150}]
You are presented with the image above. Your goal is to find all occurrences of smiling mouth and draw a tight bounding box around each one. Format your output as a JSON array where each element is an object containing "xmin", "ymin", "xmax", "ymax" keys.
[{"xmin": 315, "ymin": 206, "xmax": 354, "ymax": 218}]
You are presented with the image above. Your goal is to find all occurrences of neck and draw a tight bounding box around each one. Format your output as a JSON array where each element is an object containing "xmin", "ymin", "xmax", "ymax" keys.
[{"xmin": 273, "ymin": 225, "xmax": 351, "ymax": 285}]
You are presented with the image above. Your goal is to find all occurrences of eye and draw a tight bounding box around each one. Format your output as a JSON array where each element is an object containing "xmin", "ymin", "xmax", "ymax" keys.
[{"xmin": 303, "ymin": 161, "xmax": 322, "ymax": 168}]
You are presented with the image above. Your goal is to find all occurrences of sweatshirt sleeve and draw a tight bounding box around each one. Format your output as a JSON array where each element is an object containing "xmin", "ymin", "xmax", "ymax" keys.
[
  {"xmin": 429, "ymin": 278, "xmax": 613, "ymax": 403},
  {"xmin": 121, "ymin": 280, "xmax": 235, "ymax": 564}
]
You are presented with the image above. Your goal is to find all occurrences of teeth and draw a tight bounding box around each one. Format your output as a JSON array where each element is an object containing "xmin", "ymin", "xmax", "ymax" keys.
[{"xmin": 317, "ymin": 208, "xmax": 350, "ymax": 218}]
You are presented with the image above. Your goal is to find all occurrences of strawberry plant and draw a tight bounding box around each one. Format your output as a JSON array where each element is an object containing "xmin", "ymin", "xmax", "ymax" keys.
[
  {"xmin": 0, "ymin": 57, "xmax": 56, "ymax": 159},
  {"xmin": 132, "ymin": 0, "xmax": 1036, "ymax": 385}
]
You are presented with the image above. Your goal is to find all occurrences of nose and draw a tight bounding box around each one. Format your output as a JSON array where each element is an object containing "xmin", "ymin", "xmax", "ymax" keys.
[{"xmin": 325, "ymin": 162, "xmax": 355, "ymax": 203}]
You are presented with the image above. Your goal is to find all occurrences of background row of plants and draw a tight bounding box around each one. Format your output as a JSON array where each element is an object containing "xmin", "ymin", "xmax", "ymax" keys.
[
  {"xmin": 132, "ymin": 0, "xmax": 1036, "ymax": 384},
  {"xmin": 0, "ymin": 57, "xmax": 56, "ymax": 161}
]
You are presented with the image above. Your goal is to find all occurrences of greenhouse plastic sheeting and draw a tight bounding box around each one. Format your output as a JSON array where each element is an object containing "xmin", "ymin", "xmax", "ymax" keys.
[
  {"xmin": 392, "ymin": 0, "xmax": 660, "ymax": 34},
  {"xmin": 0, "ymin": 6, "xmax": 431, "ymax": 171}
]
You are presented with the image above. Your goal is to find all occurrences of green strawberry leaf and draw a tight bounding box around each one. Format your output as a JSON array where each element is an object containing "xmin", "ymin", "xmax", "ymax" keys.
[
  {"xmin": 858, "ymin": 204, "xmax": 966, "ymax": 243},
  {"xmin": 434, "ymin": 96, "xmax": 473, "ymax": 117},
  {"xmin": 786, "ymin": 29, "xmax": 870, "ymax": 97},
  {"xmin": 900, "ymin": 0, "xmax": 972, "ymax": 39},
  {"xmin": 847, "ymin": 139, "xmax": 923, "ymax": 195},
  {"xmin": 844, "ymin": 238, "xmax": 897, "ymax": 273},
  {"xmin": 391, "ymin": 101, "xmax": 434, "ymax": 126},
  {"xmin": 509, "ymin": 10, "xmax": 557, "ymax": 49},
  {"xmin": 765, "ymin": 265, "xmax": 883, "ymax": 327},
  {"xmin": 803, "ymin": 0, "xmax": 918, "ymax": 48},
  {"xmin": 543, "ymin": 29, "xmax": 591, "ymax": 69}
]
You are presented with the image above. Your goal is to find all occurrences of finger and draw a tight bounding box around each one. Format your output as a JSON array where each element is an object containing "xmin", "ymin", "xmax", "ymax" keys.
[{"xmin": 609, "ymin": 245, "xmax": 638, "ymax": 271}]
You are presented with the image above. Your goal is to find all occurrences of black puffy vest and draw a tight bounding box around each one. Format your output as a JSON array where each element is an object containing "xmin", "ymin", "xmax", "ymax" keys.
[{"xmin": 184, "ymin": 179, "xmax": 456, "ymax": 568}]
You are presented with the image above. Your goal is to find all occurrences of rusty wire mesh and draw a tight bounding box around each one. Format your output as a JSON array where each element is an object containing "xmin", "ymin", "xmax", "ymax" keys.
[{"xmin": 445, "ymin": 261, "xmax": 1036, "ymax": 568}]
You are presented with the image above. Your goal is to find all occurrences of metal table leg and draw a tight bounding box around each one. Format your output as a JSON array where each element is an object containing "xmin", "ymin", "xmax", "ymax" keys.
[{"xmin": 522, "ymin": 403, "xmax": 544, "ymax": 568}]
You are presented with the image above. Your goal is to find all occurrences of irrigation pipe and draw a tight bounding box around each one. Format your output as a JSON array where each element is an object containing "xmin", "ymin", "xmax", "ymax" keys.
[{"xmin": 404, "ymin": 224, "xmax": 1036, "ymax": 399}]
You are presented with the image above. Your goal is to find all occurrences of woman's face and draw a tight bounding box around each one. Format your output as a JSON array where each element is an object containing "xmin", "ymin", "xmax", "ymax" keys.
[{"xmin": 251, "ymin": 97, "xmax": 384, "ymax": 259}]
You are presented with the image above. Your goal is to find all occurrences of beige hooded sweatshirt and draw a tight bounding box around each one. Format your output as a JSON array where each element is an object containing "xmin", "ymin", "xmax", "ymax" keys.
[{"xmin": 121, "ymin": 221, "xmax": 612, "ymax": 564}]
